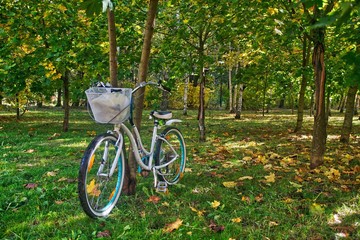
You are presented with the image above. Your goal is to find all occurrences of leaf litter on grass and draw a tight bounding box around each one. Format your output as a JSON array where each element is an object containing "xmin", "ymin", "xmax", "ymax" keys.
[{"xmin": 1, "ymin": 109, "xmax": 359, "ymax": 239}]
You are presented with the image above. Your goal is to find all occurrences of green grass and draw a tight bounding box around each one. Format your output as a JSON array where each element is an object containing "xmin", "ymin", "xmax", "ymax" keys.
[{"xmin": 0, "ymin": 107, "xmax": 359, "ymax": 239}]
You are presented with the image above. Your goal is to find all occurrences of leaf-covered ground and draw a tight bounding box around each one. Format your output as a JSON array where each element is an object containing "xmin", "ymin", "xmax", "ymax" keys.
[{"xmin": 0, "ymin": 108, "xmax": 359, "ymax": 239}]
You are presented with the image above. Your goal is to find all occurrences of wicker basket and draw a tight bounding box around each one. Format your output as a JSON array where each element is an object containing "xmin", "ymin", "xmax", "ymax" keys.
[{"xmin": 85, "ymin": 87, "xmax": 132, "ymax": 124}]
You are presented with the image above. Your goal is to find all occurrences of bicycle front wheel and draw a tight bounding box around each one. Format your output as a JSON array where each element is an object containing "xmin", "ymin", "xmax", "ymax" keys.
[
  {"xmin": 78, "ymin": 133, "xmax": 125, "ymax": 218},
  {"xmin": 154, "ymin": 127, "xmax": 186, "ymax": 185}
]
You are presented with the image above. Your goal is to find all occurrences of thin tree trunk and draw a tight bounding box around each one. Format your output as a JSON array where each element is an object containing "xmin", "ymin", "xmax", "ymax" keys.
[
  {"xmin": 63, "ymin": 70, "xmax": 70, "ymax": 132},
  {"xmin": 123, "ymin": 0, "xmax": 158, "ymax": 195},
  {"xmin": 183, "ymin": 76, "xmax": 189, "ymax": 115},
  {"xmin": 56, "ymin": 88, "xmax": 62, "ymax": 107},
  {"xmin": 198, "ymin": 68, "xmax": 206, "ymax": 141},
  {"xmin": 262, "ymin": 69, "xmax": 268, "ymax": 116},
  {"xmin": 294, "ymin": 35, "xmax": 310, "ymax": 132},
  {"xmin": 108, "ymin": 9, "xmax": 118, "ymax": 87},
  {"xmin": 160, "ymin": 72, "xmax": 169, "ymax": 111},
  {"xmin": 310, "ymin": 28, "xmax": 327, "ymax": 169},
  {"xmin": 228, "ymin": 67, "xmax": 234, "ymax": 113},
  {"xmin": 235, "ymin": 83, "xmax": 244, "ymax": 119},
  {"xmin": 355, "ymin": 94, "xmax": 359, "ymax": 116},
  {"xmin": 340, "ymin": 85, "xmax": 358, "ymax": 143}
]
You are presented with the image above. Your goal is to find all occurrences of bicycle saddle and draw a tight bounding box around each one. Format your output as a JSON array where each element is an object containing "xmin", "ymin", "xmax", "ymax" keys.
[{"xmin": 151, "ymin": 111, "xmax": 172, "ymax": 120}]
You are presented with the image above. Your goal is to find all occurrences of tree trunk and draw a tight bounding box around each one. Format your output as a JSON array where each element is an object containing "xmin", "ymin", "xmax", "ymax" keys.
[
  {"xmin": 235, "ymin": 84, "xmax": 244, "ymax": 119},
  {"xmin": 355, "ymin": 94, "xmax": 359, "ymax": 116},
  {"xmin": 123, "ymin": 0, "xmax": 158, "ymax": 195},
  {"xmin": 56, "ymin": 88, "xmax": 62, "ymax": 107},
  {"xmin": 62, "ymin": 70, "xmax": 70, "ymax": 132},
  {"xmin": 262, "ymin": 69, "xmax": 268, "ymax": 116},
  {"xmin": 294, "ymin": 35, "xmax": 309, "ymax": 132},
  {"xmin": 310, "ymin": 27, "xmax": 327, "ymax": 169},
  {"xmin": 339, "ymin": 94, "xmax": 346, "ymax": 113},
  {"xmin": 183, "ymin": 76, "xmax": 189, "ymax": 115},
  {"xmin": 228, "ymin": 67, "xmax": 234, "ymax": 113},
  {"xmin": 198, "ymin": 68, "xmax": 206, "ymax": 141},
  {"xmin": 340, "ymin": 85, "xmax": 358, "ymax": 143},
  {"xmin": 108, "ymin": 9, "xmax": 118, "ymax": 87}
]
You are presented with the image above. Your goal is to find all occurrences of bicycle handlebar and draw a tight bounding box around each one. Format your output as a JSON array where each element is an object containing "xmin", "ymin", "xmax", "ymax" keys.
[{"xmin": 132, "ymin": 81, "xmax": 171, "ymax": 94}]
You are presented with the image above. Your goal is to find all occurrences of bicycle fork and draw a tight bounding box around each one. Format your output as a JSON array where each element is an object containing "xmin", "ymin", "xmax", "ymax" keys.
[{"xmin": 97, "ymin": 134, "xmax": 123, "ymax": 178}]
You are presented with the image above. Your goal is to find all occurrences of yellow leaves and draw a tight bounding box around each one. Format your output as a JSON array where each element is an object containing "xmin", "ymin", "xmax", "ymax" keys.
[
  {"xmin": 88, "ymin": 154, "xmax": 95, "ymax": 173},
  {"xmin": 231, "ymin": 217, "xmax": 242, "ymax": 223},
  {"xmin": 238, "ymin": 176, "xmax": 253, "ymax": 181},
  {"xmin": 264, "ymin": 173, "xmax": 276, "ymax": 183},
  {"xmin": 309, "ymin": 203, "xmax": 325, "ymax": 216},
  {"xmin": 190, "ymin": 206, "xmax": 205, "ymax": 216},
  {"xmin": 182, "ymin": 19, "xmax": 189, "ymax": 24},
  {"xmin": 324, "ymin": 168, "xmax": 341, "ymax": 181},
  {"xmin": 41, "ymin": 61, "xmax": 62, "ymax": 80},
  {"xmin": 267, "ymin": 7, "xmax": 279, "ymax": 15},
  {"xmin": 87, "ymin": 179, "xmax": 101, "ymax": 197},
  {"xmin": 57, "ymin": 4, "xmax": 67, "ymax": 12},
  {"xmin": 163, "ymin": 218, "xmax": 183, "ymax": 233},
  {"xmin": 211, "ymin": 200, "xmax": 221, "ymax": 209},
  {"xmin": 222, "ymin": 181, "xmax": 237, "ymax": 188}
]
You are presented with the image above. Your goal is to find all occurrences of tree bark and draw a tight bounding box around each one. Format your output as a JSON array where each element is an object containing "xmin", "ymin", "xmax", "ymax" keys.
[
  {"xmin": 310, "ymin": 28, "xmax": 327, "ymax": 169},
  {"xmin": 235, "ymin": 84, "xmax": 244, "ymax": 119},
  {"xmin": 56, "ymin": 88, "xmax": 62, "ymax": 107},
  {"xmin": 107, "ymin": 9, "xmax": 118, "ymax": 87},
  {"xmin": 62, "ymin": 70, "xmax": 70, "ymax": 132},
  {"xmin": 123, "ymin": 0, "xmax": 158, "ymax": 195},
  {"xmin": 183, "ymin": 76, "xmax": 189, "ymax": 115},
  {"xmin": 340, "ymin": 85, "xmax": 358, "ymax": 143},
  {"xmin": 294, "ymin": 34, "xmax": 310, "ymax": 132},
  {"xmin": 228, "ymin": 67, "xmax": 234, "ymax": 113},
  {"xmin": 198, "ymin": 65, "xmax": 206, "ymax": 141}
]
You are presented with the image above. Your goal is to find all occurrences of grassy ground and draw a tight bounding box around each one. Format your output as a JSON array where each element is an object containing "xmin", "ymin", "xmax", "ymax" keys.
[{"xmin": 0, "ymin": 107, "xmax": 359, "ymax": 240}]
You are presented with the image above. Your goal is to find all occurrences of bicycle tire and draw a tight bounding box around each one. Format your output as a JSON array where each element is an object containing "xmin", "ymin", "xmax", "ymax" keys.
[
  {"xmin": 78, "ymin": 133, "xmax": 125, "ymax": 218},
  {"xmin": 154, "ymin": 127, "xmax": 186, "ymax": 185}
]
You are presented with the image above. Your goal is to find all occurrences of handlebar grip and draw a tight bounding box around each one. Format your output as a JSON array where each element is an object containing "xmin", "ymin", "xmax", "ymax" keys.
[{"xmin": 161, "ymin": 85, "xmax": 171, "ymax": 93}]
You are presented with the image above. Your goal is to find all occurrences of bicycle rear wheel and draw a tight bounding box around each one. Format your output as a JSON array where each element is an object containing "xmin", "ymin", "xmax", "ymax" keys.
[
  {"xmin": 78, "ymin": 133, "xmax": 125, "ymax": 218},
  {"xmin": 154, "ymin": 127, "xmax": 186, "ymax": 185}
]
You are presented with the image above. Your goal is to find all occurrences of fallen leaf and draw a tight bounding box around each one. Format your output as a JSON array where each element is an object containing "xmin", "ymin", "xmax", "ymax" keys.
[
  {"xmin": 309, "ymin": 203, "xmax": 325, "ymax": 215},
  {"xmin": 209, "ymin": 220, "xmax": 225, "ymax": 232},
  {"xmin": 211, "ymin": 200, "xmax": 221, "ymax": 209},
  {"xmin": 87, "ymin": 179, "xmax": 101, "ymax": 197},
  {"xmin": 231, "ymin": 217, "xmax": 242, "ymax": 223},
  {"xmin": 238, "ymin": 176, "xmax": 253, "ymax": 181},
  {"xmin": 189, "ymin": 206, "xmax": 205, "ymax": 216},
  {"xmin": 223, "ymin": 181, "xmax": 237, "ymax": 188},
  {"xmin": 242, "ymin": 156, "xmax": 253, "ymax": 161},
  {"xmin": 255, "ymin": 193, "xmax": 263, "ymax": 202},
  {"xmin": 241, "ymin": 196, "xmax": 250, "ymax": 204},
  {"xmin": 163, "ymin": 218, "xmax": 183, "ymax": 233},
  {"xmin": 147, "ymin": 195, "xmax": 161, "ymax": 204},
  {"xmin": 46, "ymin": 171, "xmax": 57, "ymax": 177},
  {"xmin": 24, "ymin": 183, "xmax": 38, "ymax": 189},
  {"xmin": 96, "ymin": 230, "xmax": 111, "ymax": 238},
  {"xmin": 25, "ymin": 149, "xmax": 35, "ymax": 153},
  {"xmin": 269, "ymin": 221, "xmax": 279, "ymax": 227},
  {"xmin": 264, "ymin": 173, "xmax": 276, "ymax": 183},
  {"xmin": 324, "ymin": 168, "xmax": 341, "ymax": 181}
]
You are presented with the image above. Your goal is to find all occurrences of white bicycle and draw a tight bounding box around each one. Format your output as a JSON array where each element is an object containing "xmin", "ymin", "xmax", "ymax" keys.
[{"xmin": 78, "ymin": 81, "xmax": 186, "ymax": 218}]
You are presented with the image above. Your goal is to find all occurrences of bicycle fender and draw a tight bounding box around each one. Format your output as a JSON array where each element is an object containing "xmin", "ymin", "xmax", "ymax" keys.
[{"xmin": 165, "ymin": 119, "xmax": 182, "ymax": 126}]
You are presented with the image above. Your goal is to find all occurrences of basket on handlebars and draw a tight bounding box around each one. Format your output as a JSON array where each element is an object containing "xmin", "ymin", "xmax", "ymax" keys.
[{"xmin": 85, "ymin": 87, "xmax": 132, "ymax": 124}]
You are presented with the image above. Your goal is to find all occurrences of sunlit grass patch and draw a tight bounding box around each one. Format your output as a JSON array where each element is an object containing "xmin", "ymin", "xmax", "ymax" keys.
[{"xmin": 0, "ymin": 108, "xmax": 359, "ymax": 239}]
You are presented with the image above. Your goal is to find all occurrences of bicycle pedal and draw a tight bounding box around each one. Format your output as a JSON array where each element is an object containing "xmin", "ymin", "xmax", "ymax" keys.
[{"xmin": 156, "ymin": 181, "xmax": 168, "ymax": 193}]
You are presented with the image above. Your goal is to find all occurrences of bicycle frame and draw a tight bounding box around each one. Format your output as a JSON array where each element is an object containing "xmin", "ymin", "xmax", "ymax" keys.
[{"xmin": 99, "ymin": 81, "xmax": 182, "ymax": 187}]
